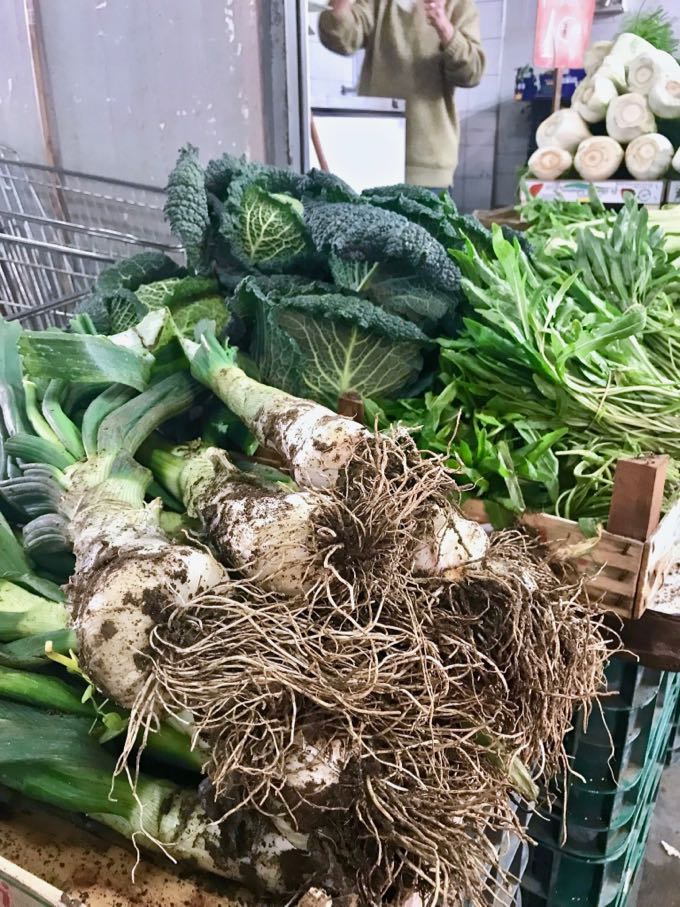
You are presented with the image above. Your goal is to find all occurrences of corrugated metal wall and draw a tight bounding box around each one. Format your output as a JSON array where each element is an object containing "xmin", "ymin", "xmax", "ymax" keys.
[{"xmin": 0, "ymin": 0, "xmax": 297, "ymax": 184}]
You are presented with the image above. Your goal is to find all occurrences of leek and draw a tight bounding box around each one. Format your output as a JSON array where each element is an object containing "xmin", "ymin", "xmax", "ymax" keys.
[
  {"xmin": 0, "ymin": 510, "xmax": 64, "ymax": 602},
  {"xmin": 0, "ymin": 699, "xmax": 301, "ymax": 890},
  {"xmin": 183, "ymin": 330, "xmax": 490, "ymax": 577},
  {"xmin": 0, "ymin": 580, "xmax": 68, "ymax": 642}
]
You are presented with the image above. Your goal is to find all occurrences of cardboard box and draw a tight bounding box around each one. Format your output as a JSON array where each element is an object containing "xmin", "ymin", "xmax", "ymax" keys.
[
  {"xmin": 0, "ymin": 797, "xmax": 249, "ymax": 907},
  {"xmin": 522, "ymin": 179, "xmax": 666, "ymax": 205}
]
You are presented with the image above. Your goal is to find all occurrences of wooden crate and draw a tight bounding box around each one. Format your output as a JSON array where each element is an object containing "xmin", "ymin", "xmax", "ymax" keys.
[
  {"xmin": 463, "ymin": 457, "xmax": 680, "ymax": 620},
  {"xmin": 472, "ymin": 206, "xmax": 528, "ymax": 232}
]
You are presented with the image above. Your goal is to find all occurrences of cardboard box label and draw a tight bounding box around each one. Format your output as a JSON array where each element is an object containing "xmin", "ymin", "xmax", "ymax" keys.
[{"xmin": 523, "ymin": 179, "xmax": 665, "ymax": 205}]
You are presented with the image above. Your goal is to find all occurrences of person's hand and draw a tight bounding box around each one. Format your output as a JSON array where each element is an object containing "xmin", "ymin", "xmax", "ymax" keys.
[
  {"xmin": 329, "ymin": 0, "xmax": 352, "ymax": 14},
  {"xmin": 423, "ymin": 0, "xmax": 454, "ymax": 45}
]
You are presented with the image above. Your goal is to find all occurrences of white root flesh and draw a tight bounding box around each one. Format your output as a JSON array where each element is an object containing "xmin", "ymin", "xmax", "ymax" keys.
[
  {"xmin": 648, "ymin": 75, "xmax": 680, "ymax": 119},
  {"xmin": 584, "ymin": 41, "xmax": 613, "ymax": 75},
  {"xmin": 674, "ymin": 147, "xmax": 680, "ymax": 173},
  {"xmin": 528, "ymin": 146, "xmax": 572, "ymax": 180},
  {"xmin": 606, "ymin": 92, "xmax": 656, "ymax": 144},
  {"xmin": 536, "ymin": 109, "xmax": 591, "ymax": 154},
  {"xmin": 74, "ymin": 540, "xmax": 224, "ymax": 707},
  {"xmin": 574, "ymin": 136, "xmax": 624, "ymax": 181},
  {"xmin": 625, "ymin": 133, "xmax": 674, "ymax": 180}
]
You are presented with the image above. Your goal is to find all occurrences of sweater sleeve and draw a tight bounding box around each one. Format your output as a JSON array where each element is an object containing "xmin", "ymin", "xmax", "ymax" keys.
[
  {"xmin": 317, "ymin": 1, "xmax": 376, "ymax": 56},
  {"xmin": 441, "ymin": 0, "xmax": 486, "ymax": 89}
]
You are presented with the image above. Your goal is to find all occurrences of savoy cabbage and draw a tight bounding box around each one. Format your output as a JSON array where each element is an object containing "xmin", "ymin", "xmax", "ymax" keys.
[{"xmin": 232, "ymin": 276, "xmax": 431, "ymax": 407}]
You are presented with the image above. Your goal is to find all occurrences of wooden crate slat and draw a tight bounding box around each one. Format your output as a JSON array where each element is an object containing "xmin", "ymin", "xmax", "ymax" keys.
[
  {"xmin": 461, "ymin": 489, "xmax": 678, "ymax": 620},
  {"xmin": 587, "ymin": 548, "xmax": 642, "ymax": 572}
]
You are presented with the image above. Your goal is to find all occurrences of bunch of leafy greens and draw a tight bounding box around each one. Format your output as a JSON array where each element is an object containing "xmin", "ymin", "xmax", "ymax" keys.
[
  {"xmin": 370, "ymin": 199, "xmax": 680, "ymax": 525},
  {"xmin": 75, "ymin": 256, "xmax": 228, "ymax": 339},
  {"xmin": 157, "ymin": 146, "xmax": 523, "ymax": 406},
  {"xmin": 619, "ymin": 5, "xmax": 678, "ymax": 55}
]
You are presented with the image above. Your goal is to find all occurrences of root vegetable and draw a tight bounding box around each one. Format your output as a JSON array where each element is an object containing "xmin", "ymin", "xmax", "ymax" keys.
[
  {"xmin": 528, "ymin": 146, "xmax": 572, "ymax": 180},
  {"xmin": 674, "ymin": 147, "xmax": 680, "ymax": 173},
  {"xmin": 606, "ymin": 92, "xmax": 656, "ymax": 143},
  {"xmin": 184, "ymin": 332, "xmax": 490, "ymax": 581},
  {"xmin": 648, "ymin": 74, "xmax": 680, "ymax": 118},
  {"xmin": 625, "ymin": 133, "xmax": 674, "ymax": 179},
  {"xmin": 596, "ymin": 54, "xmax": 627, "ymax": 92},
  {"xmin": 573, "ymin": 76, "xmax": 618, "ymax": 123},
  {"xmin": 627, "ymin": 50, "xmax": 680, "ymax": 95},
  {"xmin": 536, "ymin": 109, "xmax": 591, "ymax": 154},
  {"xmin": 584, "ymin": 40, "xmax": 613, "ymax": 75},
  {"xmin": 574, "ymin": 136, "xmax": 625, "ymax": 181}
]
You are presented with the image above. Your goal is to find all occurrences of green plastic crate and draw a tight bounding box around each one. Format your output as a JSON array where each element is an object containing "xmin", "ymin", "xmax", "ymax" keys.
[
  {"xmin": 520, "ymin": 664, "xmax": 680, "ymax": 906},
  {"xmin": 531, "ymin": 673, "xmax": 679, "ymax": 860},
  {"xmin": 521, "ymin": 788, "xmax": 659, "ymax": 907},
  {"xmin": 530, "ymin": 752, "xmax": 664, "ymax": 860},
  {"xmin": 599, "ymin": 659, "xmax": 664, "ymax": 711}
]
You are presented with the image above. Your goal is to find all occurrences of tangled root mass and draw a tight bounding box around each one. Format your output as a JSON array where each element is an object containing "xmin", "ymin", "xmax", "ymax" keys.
[{"xmin": 123, "ymin": 433, "xmax": 612, "ymax": 905}]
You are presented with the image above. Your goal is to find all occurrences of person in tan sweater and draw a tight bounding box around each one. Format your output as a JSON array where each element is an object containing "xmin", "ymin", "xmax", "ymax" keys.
[{"xmin": 318, "ymin": 0, "xmax": 485, "ymax": 190}]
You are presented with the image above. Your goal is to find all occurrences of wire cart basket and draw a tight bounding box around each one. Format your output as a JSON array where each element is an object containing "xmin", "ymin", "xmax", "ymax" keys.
[{"xmin": 0, "ymin": 147, "xmax": 182, "ymax": 330}]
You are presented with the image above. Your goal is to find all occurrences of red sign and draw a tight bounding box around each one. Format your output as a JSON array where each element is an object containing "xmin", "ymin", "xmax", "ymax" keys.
[
  {"xmin": 0, "ymin": 882, "xmax": 11, "ymax": 907},
  {"xmin": 533, "ymin": 0, "xmax": 596, "ymax": 68}
]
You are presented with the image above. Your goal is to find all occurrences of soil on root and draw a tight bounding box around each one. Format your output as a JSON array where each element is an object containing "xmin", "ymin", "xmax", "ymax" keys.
[
  {"xmin": 434, "ymin": 530, "xmax": 614, "ymax": 781},
  {"xmin": 129, "ymin": 574, "xmax": 526, "ymax": 907},
  {"xmin": 305, "ymin": 427, "xmax": 464, "ymax": 609}
]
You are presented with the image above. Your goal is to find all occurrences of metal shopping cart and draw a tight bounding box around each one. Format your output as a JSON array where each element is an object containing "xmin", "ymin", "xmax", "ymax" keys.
[{"xmin": 0, "ymin": 147, "xmax": 182, "ymax": 330}]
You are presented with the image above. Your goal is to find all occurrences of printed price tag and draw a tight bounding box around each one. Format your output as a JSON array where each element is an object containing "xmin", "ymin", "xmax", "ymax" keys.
[{"xmin": 534, "ymin": 0, "xmax": 596, "ymax": 68}]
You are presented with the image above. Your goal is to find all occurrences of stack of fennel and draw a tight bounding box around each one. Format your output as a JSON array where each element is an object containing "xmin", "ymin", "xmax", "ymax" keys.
[
  {"xmin": 0, "ymin": 300, "xmax": 611, "ymax": 906},
  {"xmin": 528, "ymin": 9, "xmax": 680, "ymax": 183}
]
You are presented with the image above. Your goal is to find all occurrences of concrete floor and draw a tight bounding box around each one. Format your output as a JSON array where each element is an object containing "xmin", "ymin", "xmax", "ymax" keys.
[{"xmin": 632, "ymin": 764, "xmax": 680, "ymax": 907}]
